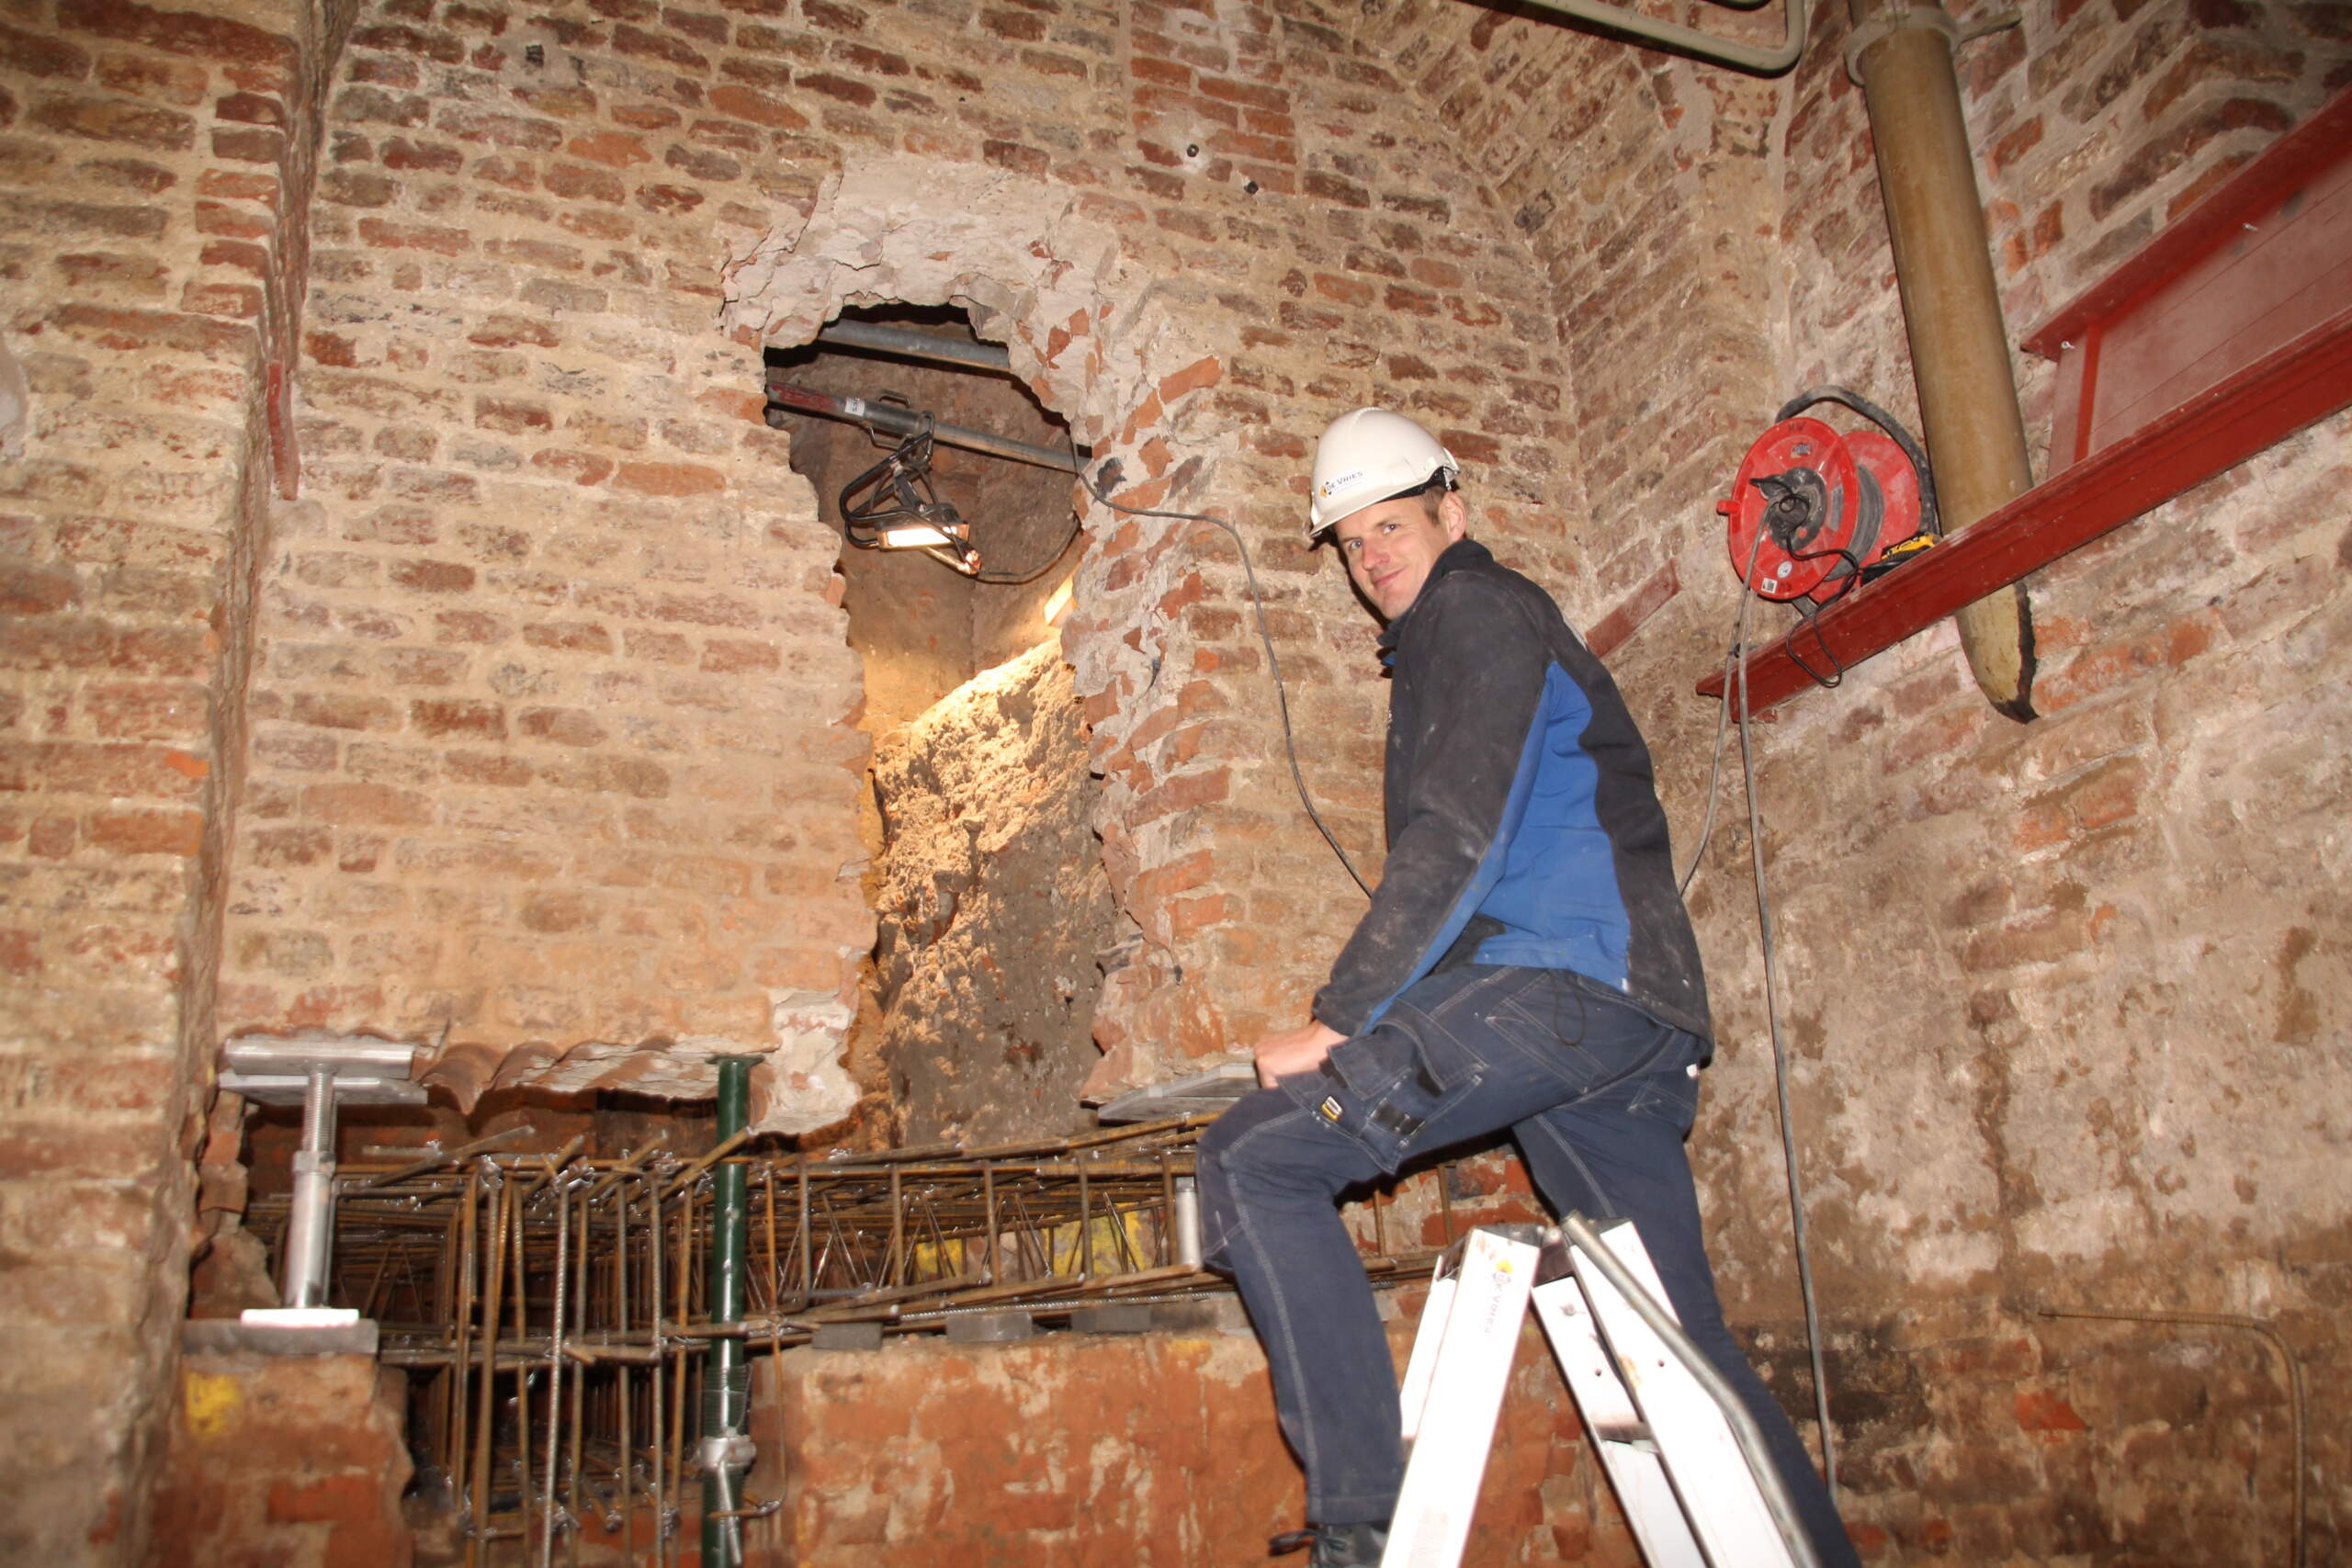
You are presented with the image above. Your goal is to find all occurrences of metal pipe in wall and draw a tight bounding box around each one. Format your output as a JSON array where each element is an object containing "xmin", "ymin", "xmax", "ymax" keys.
[
  {"xmin": 815, "ymin": 320, "xmax": 1012, "ymax": 373},
  {"xmin": 1848, "ymin": 0, "xmax": 2038, "ymax": 720},
  {"xmin": 764, "ymin": 380, "xmax": 1083, "ymax": 474}
]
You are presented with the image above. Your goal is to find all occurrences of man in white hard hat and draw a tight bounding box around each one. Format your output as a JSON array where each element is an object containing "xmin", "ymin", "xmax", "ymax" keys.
[{"xmin": 1198, "ymin": 409, "xmax": 1860, "ymax": 1568}]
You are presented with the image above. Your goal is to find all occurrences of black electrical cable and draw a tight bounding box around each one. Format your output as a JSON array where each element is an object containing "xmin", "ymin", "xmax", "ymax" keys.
[
  {"xmin": 1773, "ymin": 385, "xmax": 1941, "ymax": 538},
  {"xmin": 973, "ymin": 427, "xmax": 1088, "ymax": 585},
  {"xmin": 1676, "ymin": 525, "xmax": 1764, "ymax": 895},
  {"xmin": 973, "ymin": 513, "xmax": 1083, "ymax": 584},
  {"xmin": 1681, "ymin": 514, "xmax": 1840, "ymax": 1504},
  {"xmin": 1732, "ymin": 579, "xmax": 1841, "ymax": 1506},
  {"xmin": 1779, "ymin": 539, "xmax": 1868, "ymax": 689},
  {"xmin": 1074, "ymin": 462, "xmax": 1373, "ymax": 900}
]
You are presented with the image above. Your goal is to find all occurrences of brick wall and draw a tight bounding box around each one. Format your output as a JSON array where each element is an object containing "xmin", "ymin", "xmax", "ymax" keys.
[
  {"xmin": 0, "ymin": 0, "xmax": 341, "ymax": 1559},
  {"xmin": 151, "ymin": 1344, "xmax": 413, "ymax": 1568},
  {"xmin": 1363, "ymin": 0, "xmax": 2351, "ymax": 1558},
  {"xmin": 222, "ymin": 0, "xmax": 1580, "ymax": 1116},
  {"xmin": 9, "ymin": 0, "xmax": 2347, "ymax": 1558},
  {"xmin": 745, "ymin": 1300, "xmax": 1631, "ymax": 1567},
  {"xmin": 1745, "ymin": 8, "xmax": 2347, "ymax": 1557},
  {"xmin": 6, "ymin": 0, "xmax": 1586, "ymax": 1551}
]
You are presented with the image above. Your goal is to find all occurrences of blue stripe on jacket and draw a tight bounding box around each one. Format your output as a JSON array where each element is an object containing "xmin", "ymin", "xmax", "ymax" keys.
[{"xmin": 1357, "ymin": 662, "xmax": 1631, "ymax": 1028}]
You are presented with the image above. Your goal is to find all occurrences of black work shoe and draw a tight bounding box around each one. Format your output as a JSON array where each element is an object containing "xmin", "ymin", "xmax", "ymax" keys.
[{"xmin": 1267, "ymin": 1521, "xmax": 1389, "ymax": 1567}]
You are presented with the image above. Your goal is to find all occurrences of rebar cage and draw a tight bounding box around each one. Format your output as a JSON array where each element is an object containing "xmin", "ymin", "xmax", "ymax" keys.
[{"xmin": 248, "ymin": 1116, "xmax": 1444, "ymax": 1564}]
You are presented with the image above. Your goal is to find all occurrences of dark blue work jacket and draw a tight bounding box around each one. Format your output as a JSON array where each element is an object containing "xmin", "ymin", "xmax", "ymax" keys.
[{"xmin": 1312, "ymin": 539, "xmax": 1714, "ymax": 1050}]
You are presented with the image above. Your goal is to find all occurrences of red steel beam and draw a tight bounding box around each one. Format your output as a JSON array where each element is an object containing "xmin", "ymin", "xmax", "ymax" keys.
[
  {"xmin": 2021, "ymin": 89, "xmax": 2352, "ymax": 367},
  {"xmin": 1697, "ymin": 305, "xmax": 2352, "ymax": 711},
  {"xmin": 1702, "ymin": 85, "xmax": 2352, "ymax": 714}
]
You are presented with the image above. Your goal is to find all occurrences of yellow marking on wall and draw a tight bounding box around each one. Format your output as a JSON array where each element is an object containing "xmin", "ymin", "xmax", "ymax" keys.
[{"xmin": 183, "ymin": 1370, "xmax": 241, "ymax": 1442}]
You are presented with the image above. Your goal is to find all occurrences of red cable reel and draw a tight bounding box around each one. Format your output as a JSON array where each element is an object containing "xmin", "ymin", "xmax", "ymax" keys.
[{"xmin": 1719, "ymin": 413, "xmax": 1926, "ymax": 606}]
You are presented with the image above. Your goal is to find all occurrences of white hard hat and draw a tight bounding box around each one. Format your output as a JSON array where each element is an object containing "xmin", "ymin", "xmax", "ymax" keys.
[{"xmin": 1307, "ymin": 407, "xmax": 1459, "ymax": 537}]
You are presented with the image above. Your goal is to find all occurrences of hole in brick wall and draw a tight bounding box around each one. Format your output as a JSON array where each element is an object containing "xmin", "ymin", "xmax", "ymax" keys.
[
  {"xmin": 772, "ymin": 305, "xmax": 1120, "ymax": 1150},
  {"xmin": 766, "ymin": 304, "xmax": 1082, "ymax": 733}
]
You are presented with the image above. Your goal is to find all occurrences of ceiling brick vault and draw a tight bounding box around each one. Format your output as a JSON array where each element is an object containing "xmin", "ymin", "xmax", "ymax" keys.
[{"xmin": 0, "ymin": 0, "xmax": 2346, "ymax": 1561}]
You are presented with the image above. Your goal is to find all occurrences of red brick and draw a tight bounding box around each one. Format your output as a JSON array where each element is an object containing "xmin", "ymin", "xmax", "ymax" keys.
[
  {"xmin": 50, "ymin": 302, "xmax": 250, "ymax": 358},
  {"xmin": 86, "ymin": 682, "xmax": 206, "ymax": 739},
  {"xmin": 0, "ymin": 563, "xmax": 79, "ymax": 615},
  {"xmin": 215, "ymin": 89, "xmax": 284, "ymax": 126},
  {"xmin": 544, "ymin": 161, "xmax": 626, "ymax": 203},
  {"xmin": 0, "ymin": 931, "xmax": 41, "ymax": 976},
  {"xmin": 979, "ymin": 7, "xmax": 1046, "ymax": 40},
  {"xmin": 540, "ymin": 754, "xmax": 669, "ymax": 797},
  {"xmin": 247, "ymin": 825, "xmax": 331, "ymax": 866},
  {"xmin": 1301, "ymin": 170, "xmax": 1370, "ymax": 208},
  {"xmin": 118, "ymin": 626, "xmax": 210, "ymax": 677},
  {"xmin": 469, "ymin": 314, "xmax": 561, "ymax": 350},
  {"xmin": 0, "ymin": 740, "xmax": 203, "ymax": 798},
  {"xmin": 446, "ymin": 750, "xmax": 533, "ymax": 787},
  {"xmin": 26, "ymin": 817, "xmax": 76, "ymax": 858},
  {"xmin": 797, "ymin": 71, "xmax": 876, "ymax": 106},
  {"xmin": 410, "ymin": 698, "xmax": 505, "ymax": 739},
  {"xmin": 638, "ymin": 182, "xmax": 704, "ymax": 215},
  {"xmin": 290, "ymin": 693, "xmax": 399, "ymax": 731},
  {"xmin": 386, "ymin": 558, "xmax": 476, "ymax": 593},
  {"xmin": 73, "ymin": 0, "xmax": 295, "ymax": 67},
  {"xmin": 51, "ymin": 251, "xmax": 169, "ymax": 296},
  {"xmin": 301, "ymin": 782, "xmax": 432, "ymax": 826},
  {"xmin": 253, "ymin": 729, "xmax": 336, "ymax": 772},
  {"xmin": 427, "ymin": 610, "xmax": 504, "ymax": 645},
  {"xmin": 474, "ymin": 396, "xmax": 552, "ymax": 433},
  {"xmin": 611, "ymin": 22, "xmax": 710, "ymax": 70},
  {"xmin": 382, "ymin": 649, "xmax": 465, "ymax": 687},
  {"xmin": 516, "ymin": 707, "xmax": 606, "ymax": 746},
  {"xmin": 2088, "ymin": 97, "xmax": 2294, "ymax": 221},
  {"xmin": 612, "ymin": 460, "xmax": 725, "ymax": 496},
  {"xmin": 521, "ymin": 621, "xmax": 612, "ymax": 652},
  {"xmin": 27, "ymin": 91, "xmax": 194, "ymax": 150},
  {"xmin": 95, "ymin": 51, "xmax": 208, "ymax": 106},
  {"xmin": 2015, "ymin": 1390, "xmax": 2089, "ymax": 1434},
  {"xmin": 699, "ymin": 638, "xmax": 777, "ymax": 673},
  {"xmin": 0, "ymin": 21, "xmax": 93, "ymax": 77},
  {"xmin": 85, "ymin": 806, "xmax": 201, "ymax": 856},
  {"xmin": 356, "ymin": 216, "xmax": 469, "ymax": 254},
  {"xmin": 433, "ymin": 104, "xmax": 561, "ymax": 150},
  {"xmin": 1157, "ymin": 355, "xmax": 1222, "ymax": 401},
  {"xmin": 194, "ymin": 197, "xmax": 272, "ymax": 239},
  {"xmin": 708, "ymin": 84, "xmax": 808, "ymax": 129},
  {"xmin": 181, "ymin": 281, "xmax": 261, "ymax": 318}
]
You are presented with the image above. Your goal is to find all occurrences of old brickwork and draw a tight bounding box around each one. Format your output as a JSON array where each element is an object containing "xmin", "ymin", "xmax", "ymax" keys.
[
  {"xmin": 1363, "ymin": 0, "xmax": 2351, "ymax": 1559},
  {"xmin": 745, "ymin": 1302, "xmax": 1635, "ymax": 1568},
  {"xmin": 0, "ymin": 0, "xmax": 350, "ymax": 1558},
  {"xmin": 151, "ymin": 1345, "xmax": 414, "ymax": 1568},
  {"xmin": 6, "ymin": 0, "xmax": 2349, "ymax": 1558},
  {"xmin": 220, "ymin": 0, "xmax": 1581, "ymax": 1119},
  {"xmin": 7, "ymin": 0, "xmax": 1585, "ymax": 1556},
  {"xmin": 1738, "ymin": 6, "xmax": 2350, "ymax": 1558}
]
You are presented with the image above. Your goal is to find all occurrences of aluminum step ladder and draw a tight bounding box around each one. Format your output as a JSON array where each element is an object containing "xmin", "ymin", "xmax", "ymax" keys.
[{"xmin": 1384, "ymin": 1218, "xmax": 1821, "ymax": 1568}]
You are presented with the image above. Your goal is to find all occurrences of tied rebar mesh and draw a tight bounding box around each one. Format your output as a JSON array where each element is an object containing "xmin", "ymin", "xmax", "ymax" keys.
[{"xmin": 249, "ymin": 1116, "xmax": 1441, "ymax": 1565}]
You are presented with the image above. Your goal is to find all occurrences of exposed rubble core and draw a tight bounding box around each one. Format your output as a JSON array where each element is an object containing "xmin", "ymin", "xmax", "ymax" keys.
[{"xmin": 866, "ymin": 641, "xmax": 1121, "ymax": 1146}]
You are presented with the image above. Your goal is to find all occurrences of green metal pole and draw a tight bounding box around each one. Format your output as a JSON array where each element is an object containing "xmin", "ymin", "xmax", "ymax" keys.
[{"xmin": 701, "ymin": 1056, "xmax": 754, "ymax": 1568}]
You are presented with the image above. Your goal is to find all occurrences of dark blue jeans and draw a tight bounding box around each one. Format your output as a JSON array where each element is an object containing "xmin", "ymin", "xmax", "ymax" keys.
[{"xmin": 1197, "ymin": 964, "xmax": 1859, "ymax": 1568}]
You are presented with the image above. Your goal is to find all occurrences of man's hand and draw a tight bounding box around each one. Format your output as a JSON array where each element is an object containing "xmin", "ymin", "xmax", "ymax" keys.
[{"xmin": 1251, "ymin": 1020, "xmax": 1348, "ymax": 1089}]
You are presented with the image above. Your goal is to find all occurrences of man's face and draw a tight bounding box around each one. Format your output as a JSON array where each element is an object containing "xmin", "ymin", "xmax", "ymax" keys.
[{"xmin": 1332, "ymin": 490, "xmax": 1467, "ymax": 619}]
